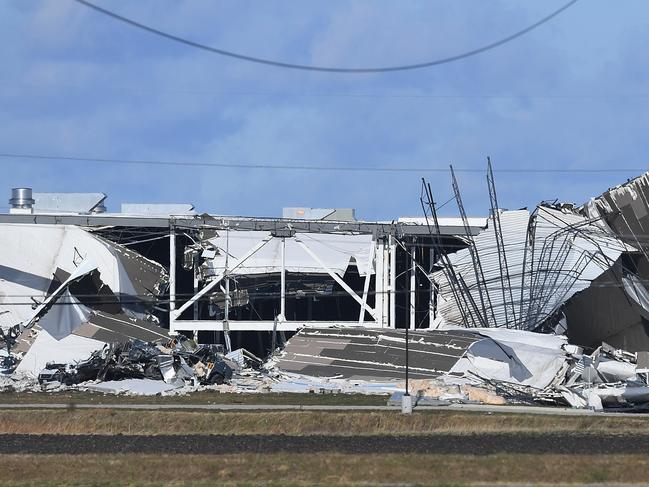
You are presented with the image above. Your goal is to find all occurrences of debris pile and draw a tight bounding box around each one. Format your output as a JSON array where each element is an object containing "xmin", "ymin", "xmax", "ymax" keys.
[
  {"xmin": 37, "ymin": 336, "xmax": 255, "ymax": 388},
  {"xmin": 271, "ymin": 326, "xmax": 649, "ymax": 411}
]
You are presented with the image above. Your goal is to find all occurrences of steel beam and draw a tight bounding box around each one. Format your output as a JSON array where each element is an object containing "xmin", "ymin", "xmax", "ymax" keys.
[
  {"xmin": 171, "ymin": 320, "xmax": 368, "ymax": 332},
  {"xmin": 358, "ymin": 240, "xmax": 376, "ymax": 326},
  {"xmin": 0, "ymin": 213, "xmax": 483, "ymax": 237},
  {"xmin": 389, "ymin": 235, "xmax": 397, "ymax": 329},
  {"xmin": 168, "ymin": 225, "xmax": 177, "ymax": 334},
  {"xmin": 172, "ymin": 235, "xmax": 272, "ymax": 319}
]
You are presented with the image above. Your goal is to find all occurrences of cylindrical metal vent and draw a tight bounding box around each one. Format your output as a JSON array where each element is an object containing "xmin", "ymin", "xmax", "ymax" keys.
[
  {"xmin": 9, "ymin": 188, "xmax": 34, "ymax": 209},
  {"xmin": 90, "ymin": 202, "xmax": 107, "ymax": 214}
]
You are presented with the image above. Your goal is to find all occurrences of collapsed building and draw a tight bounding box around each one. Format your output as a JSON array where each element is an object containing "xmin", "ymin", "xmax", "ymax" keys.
[
  {"xmin": 1, "ymin": 170, "xmax": 649, "ymax": 409},
  {"xmin": 0, "ymin": 189, "xmax": 473, "ymax": 381}
]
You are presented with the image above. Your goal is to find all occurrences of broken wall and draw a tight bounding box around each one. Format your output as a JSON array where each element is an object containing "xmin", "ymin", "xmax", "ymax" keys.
[
  {"xmin": 561, "ymin": 173, "xmax": 649, "ymax": 351},
  {"xmin": 0, "ymin": 223, "xmax": 170, "ymax": 375}
]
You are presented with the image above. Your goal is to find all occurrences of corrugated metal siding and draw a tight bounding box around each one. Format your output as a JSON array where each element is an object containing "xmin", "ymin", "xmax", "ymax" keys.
[{"xmin": 434, "ymin": 207, "xmax": 628, "ymax": 330}]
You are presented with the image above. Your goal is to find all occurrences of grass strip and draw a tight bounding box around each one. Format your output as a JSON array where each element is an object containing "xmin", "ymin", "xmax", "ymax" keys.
[
  {"xmin": 0, "ymin": 391, "xmax": 387, "ymax": 406},
  {"xmin": 0, "ymin": 409, "xmax": 648, "ymax": 435},
  {"xmin": 0, "ymin": 453, "xmax": 644, "ymax": 485}
]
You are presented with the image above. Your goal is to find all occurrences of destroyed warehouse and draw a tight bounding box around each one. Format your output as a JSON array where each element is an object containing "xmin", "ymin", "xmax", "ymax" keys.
[{"xmin": 2, "ymin": 169, "xmax": 649, "ymax": 410}]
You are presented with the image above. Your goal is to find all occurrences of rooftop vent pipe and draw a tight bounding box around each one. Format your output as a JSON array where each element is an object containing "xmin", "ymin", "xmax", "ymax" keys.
[
  {"xmin": 9, "ymin": 188, "xmax": 34, "ymax": 211},
  {"xmin": 90, "ymin": 202, "xmax": 107, "ymax": 214}
]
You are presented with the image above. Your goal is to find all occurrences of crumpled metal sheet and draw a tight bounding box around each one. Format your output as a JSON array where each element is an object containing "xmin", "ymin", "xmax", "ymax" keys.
[
  {"xmin": 433, "ymin": 206, "xmax": 630, "ymax": 331},
  {"xmin": 0, "ymin": 223, "xmax": 170, "ymax": 374},
  {"xmin": 562, "ymin": 172, "xmax": 649, "ymax": 351},
  {"xmin": 38, "ymin": 336, "xmax": 235, "ymax": 387},
  {"xmin": 0, "ymin": 224, "xmax": 167, "ymax": 330}
]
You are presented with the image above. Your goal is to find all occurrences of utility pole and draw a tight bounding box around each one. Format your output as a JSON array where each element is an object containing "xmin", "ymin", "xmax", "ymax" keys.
[{"xmin": 402, "ymin": 325, "xmax": 412, "ymax": 414}]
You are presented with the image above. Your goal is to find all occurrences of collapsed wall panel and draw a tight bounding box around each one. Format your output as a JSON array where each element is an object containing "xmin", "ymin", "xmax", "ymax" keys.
[
  {"xmin": 561, "ymin": 173, "xmax": 649, "ymax": 351},
  {"xmin": 0, "ymin": 224, "xmax": 168, "ymax": 329},
  {"xmin": 432, "ymin": 206, "xmax": 628, "ymax": 332},
  {"xmin": 563, "ymin": 264, "xmax": 649, "ymax": 351},
  {"xmin": 276, "ymin": 327, "xmax": 481, "ymax": 381},
  {"xmin": 0, "ymin": 223, "xmax": 169, "ymax": 375},
  {"xmin": 274, "ymin": 326, "xmax": 570, "ymax": 393},
  {"xmin": 433, "ymin": 210, "xmax": 530, "ymax": 328}
]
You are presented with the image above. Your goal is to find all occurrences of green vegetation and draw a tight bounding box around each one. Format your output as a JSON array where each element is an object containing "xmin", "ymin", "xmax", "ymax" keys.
[
  {"xmin": 0, "ymin": 453, "xmax": 646, "ymax": 485},
  {"xmin": 0, "ymin": 390, "xmax": 387, "ymax": 406},
  {"xmin": 0, "ymin": 409, "xmax": 648, "ymax": 435}
]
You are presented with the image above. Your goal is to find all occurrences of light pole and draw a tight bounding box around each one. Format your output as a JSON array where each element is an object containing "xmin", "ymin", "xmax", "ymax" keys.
[{"xmin": 402, "ymin": 325, "xmax": 412, "ymax": 414}]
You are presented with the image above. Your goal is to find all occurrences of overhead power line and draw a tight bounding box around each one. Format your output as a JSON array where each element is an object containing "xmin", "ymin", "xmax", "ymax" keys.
[
  {"xmin": 0, "ymin": 153, "xmax": 644, "ymax": 174},
  {"xmin": 0, "ymin": 279, "xmax": 643, "ymax": 306},
  {"xmin": 73, "ymin": 0, "xmax": 580, "ymax": 74},
  {"xmin": 9, "ymin": 80, "xmax": 649, "ymax": 100}
]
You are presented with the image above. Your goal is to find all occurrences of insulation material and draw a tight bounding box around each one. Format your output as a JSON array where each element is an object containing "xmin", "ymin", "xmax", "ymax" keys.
[
  {"xmin": 203, "ymin": 231, "xmax": 374, "ymax": 277},
  {"xmin": 38, "ymin": 290, "xmax": 92, "ymax": 340},
  {"xmin": 448, "ymin": 328, "xmax": 569, "ymax": 389}
]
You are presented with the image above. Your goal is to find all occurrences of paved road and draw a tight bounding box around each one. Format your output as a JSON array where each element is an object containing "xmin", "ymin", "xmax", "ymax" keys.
[
  {"xmin": 1, "ymin": 433, "xmax": 648, "ymax": 455},
  {"xmin": 0, "ymin": 402, "xmax": 647, "ymax": 417}
]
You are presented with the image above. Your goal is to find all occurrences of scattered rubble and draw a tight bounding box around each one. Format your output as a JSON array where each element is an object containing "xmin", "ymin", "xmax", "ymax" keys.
[
  {"xmin": 271, "ymin": 326, "xmax": 649, "ymax": 411},
  {"xmin": 37, "ymin": 336, "xmax": 243, "ymax": 388}
]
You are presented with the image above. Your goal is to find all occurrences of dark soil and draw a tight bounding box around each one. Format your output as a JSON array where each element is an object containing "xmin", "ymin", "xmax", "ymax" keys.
[{"xmin": 1, "ymin": 433, "xmax": 646, "ymax": 455}]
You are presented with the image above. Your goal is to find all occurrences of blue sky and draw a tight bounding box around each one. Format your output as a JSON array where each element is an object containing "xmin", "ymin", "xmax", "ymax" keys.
[{"xmin": 1, "ymin": 0, "xmax": 648, "ymax": 219}]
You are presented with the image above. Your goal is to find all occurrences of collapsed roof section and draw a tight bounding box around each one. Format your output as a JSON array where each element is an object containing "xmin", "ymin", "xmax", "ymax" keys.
[
  {"xmin": 273, "ymin": 326, "xmax": 649, "ymax": 410},
  {"xmin": 275, "ymin": 326, "xmax": 570, "ymax": 390},
  {"xmin": 0, "ymin": 224, "xmax": 168, "ymax": 329},
  {"xmin": 425, "ymin": 167, "xmax": 649, "ymax": 352},
  {"xmin": 276, "ymin": 327, "xmax": 481, "ymax": 381},
  {"xmin": 0, "ymin": 223, "xmax": 169, "ymax": 375}
]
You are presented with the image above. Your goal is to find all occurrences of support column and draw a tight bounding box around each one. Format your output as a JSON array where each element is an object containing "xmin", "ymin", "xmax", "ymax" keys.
[
  {"xmin": 169, "ymin": 224, "xmax": 177, "ymax": 335},
  {"xmin": 382, "ymin": 243, "xmax": 389, "ymax": 326},
  {"xmin": 223, "ymin": 229, "xmax": 232, "ymax": 352},
  {"xmin": 375, "ymin": 239, "xmax": 384, "ymax": 327},
  {"xmin": 193, "ymin": 255, "xmax": 199, "ymax": 342},
  {"xmin": 429, "ymin": 246, "xmax": 435, "ymax": 328},
  {"xmin": 389, "ymin": 235, "xmax": 396, "ymax": 329},
  {"xmin": 410, "ymin": 245, "xmax": 416, "ymax": 330},
  {"xmin": 358, "ymin": 239, "xmax": 375, "ymax": 326}
]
